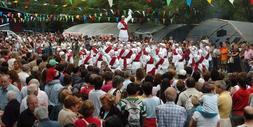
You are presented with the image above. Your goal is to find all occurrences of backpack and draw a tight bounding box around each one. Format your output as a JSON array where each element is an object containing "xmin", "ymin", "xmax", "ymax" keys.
[
  {"xmin": 183, "ymin": 93, "xmax": 194, "ymax": 110},
  {"xmin": 123, "ymin": 99, "xmax": 142, "ymax": 127}
]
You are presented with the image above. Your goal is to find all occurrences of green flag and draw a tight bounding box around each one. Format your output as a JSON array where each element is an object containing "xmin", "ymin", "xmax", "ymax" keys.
[
  {"xmin": 166, "ymin": 0, "xmax": 172, "ymax": 6},
  {"xmin": 68, "ymin": 0, "xmax": 73, "ymax": 4}
]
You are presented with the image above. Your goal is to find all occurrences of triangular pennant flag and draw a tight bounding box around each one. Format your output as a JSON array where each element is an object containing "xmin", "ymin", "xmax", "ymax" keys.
[
  {"xmin": 186, "ymin": 0, "xmax": 192, "ymax": 7},
  {"xmin": 166, "ymin": 0, "xmax": 172, "ymax": 6},
  {"xmin": 68, "ymin": 0, "xmax": 73, "ymax": 5},
  {"xmin": 108, "ymin": 0, "xmax": 113, "ymax": 7},
  {"xmin": 207, "ymin": 0, "xmax": 212, "ymax": 4},
  {"xmin": 229, "ymin": 0, "xmax": 234, "ymax": 4}
]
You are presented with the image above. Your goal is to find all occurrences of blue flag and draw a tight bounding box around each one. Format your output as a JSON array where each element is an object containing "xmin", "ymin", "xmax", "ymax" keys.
[{"xmin": 186, "ymin": 0, "xmax": 192, "ymax": 7}]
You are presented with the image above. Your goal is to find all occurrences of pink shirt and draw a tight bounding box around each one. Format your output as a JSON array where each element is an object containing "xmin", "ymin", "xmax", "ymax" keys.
[{"xmin": 244, "ymin": 49, "xmax": 253, "ymax": 60}]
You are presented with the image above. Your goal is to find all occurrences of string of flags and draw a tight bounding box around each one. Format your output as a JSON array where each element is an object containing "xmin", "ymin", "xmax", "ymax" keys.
[{"xmin": 0, "ymin": 7, "xmax": 183, "ymax": 25}]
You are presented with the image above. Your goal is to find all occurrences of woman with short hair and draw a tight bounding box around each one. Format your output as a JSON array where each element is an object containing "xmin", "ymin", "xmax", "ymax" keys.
[
  {"xmin": 58, "ymin": 95, "xmax": 81, "ymax": 126},
  {"xmin": 74, "ymin": 100, "xmax": 102, "ymax": 127}
]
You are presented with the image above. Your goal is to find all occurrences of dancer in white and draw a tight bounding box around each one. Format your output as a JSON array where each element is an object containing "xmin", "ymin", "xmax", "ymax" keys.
[{"xmin": 117, "ymin": 9, "xmax": 133, "ymax": 42}]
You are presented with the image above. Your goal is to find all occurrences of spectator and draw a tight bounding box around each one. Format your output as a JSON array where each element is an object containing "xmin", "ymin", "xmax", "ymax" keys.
[
  {"xmin": 0, "ymin": 74, "xmax": 21, "ymax": 110},
  {"xmin": 74, "ymin": 100, "xmax": 102, "ymax": 127},
  {"xmin": 34, "ymin": 106, "xmax": 60, "ymax": 127},
  {"xmin": 177, "ymin": 77, "xmax": 202, "ymax": 110},
  {"xmin": 108, "ymin": 75, "xmax": 124, "ymax": 103},
  {"xmin": 49, "ymin": 87, "xmax": 72, "ymax": 121},
  {"xmin": 237, "ymin": 106, "xmax": 253, "ymax": 127},
  {"xmin": 189, "ymin": 82, "xmax": 220, "ymax": 127},
  {"xmin": 220, "ymin": 42, "xmax": 228, "ymax": 72},
  {"xmin": 121, "ymin": 71, "xmax": 132, "ymax": 91},
  {"xmin": 135, "ymin": 68, "xmax": 145, "ymax": 85},
  {"xmin": 231, "ymin": 72, "xmax": 250, "ymax": 126},
  {"xmin": 215, "ymin": 80, "xmax": 232, "ymax": 127},
  {"xmin": 18, "ymin": 64, "xmax": 30, "ymax": 87},
  {"xmin": 156, "ymin": 87, "xmax": 187, "ymax": 127},
  {"xmin": 101, "ymin": 71, "xmax": 114, "ymax": 92},
  {"xmin": 142, "ymin": 82, "xmax": 162, "ymax": 127},
  {"xmin": 58, "ymin": 95, "xmax": 81, "ymax": 126},
  {"xmin": 103, "ymin": 115, "xmax": 123, "ymax": 127},
  {"xmin": 88, "ymin": 75, "xmax": 106, "ymax": 117},
  {"xmin": 44, "ymin": 69, "xmax": 63, "ymax": 107},
  {"xmin": 99, "ymin": 94, "xmax": 121, "ymax": 120},
  {"xmin": 80, "ymin": 73, "xmax": 95, "ymax": 100},
  {"xmin": 17, "ymin": 94, "xmax": 38, "ymax": 127},
  {"xmin": 8, "ymin": 70, "xmax": 21, "ymax": 90},
  {"xmin": 117, "ymin": 83, "xmax": 146, "ymax": 127},
  {"xmin": 1, "ymin": 91, "xmax": 20, "ymax": 127}
]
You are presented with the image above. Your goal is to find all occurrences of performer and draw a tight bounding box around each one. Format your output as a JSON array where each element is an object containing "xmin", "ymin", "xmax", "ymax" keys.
[{"xmin": 117, "ymin": 9, "xmax": 133, "ymax": 42}]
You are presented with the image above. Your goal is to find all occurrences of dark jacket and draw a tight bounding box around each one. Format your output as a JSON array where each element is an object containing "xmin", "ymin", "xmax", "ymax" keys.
[
  {"xmin": 1, "ymin": 99, "xmax": 20, "ymax": 127},
  {"xmin": 17, "ymin": 108, "xmax": 37, "ymax": 127},
  {"xmin": 99, "ymin": 106, "xmax": 121, "ymax": 120}
]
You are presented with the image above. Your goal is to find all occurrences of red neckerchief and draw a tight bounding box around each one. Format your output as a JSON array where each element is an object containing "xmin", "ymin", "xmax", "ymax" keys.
[{"xmin": 120, "ymin": 20, "xmax": 128, "ymax": 30}]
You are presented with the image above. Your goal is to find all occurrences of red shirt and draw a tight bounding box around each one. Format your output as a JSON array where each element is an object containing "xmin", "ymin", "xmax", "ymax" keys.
[
  {"xmin": 101, "ymin": 81, "xmax": 113, "ymax": 93},
  {"xmin": 46, "ymin": 67, "xmax": 57, "ymax": 83},
  {"xmin": 74, "ymin": 117, "xmax": 102, "ymax": 127},
  {"xmin": 232, "ymin": 88, "xmax": 250, "ymax": 116},
  {"xmin": 80, "ymin": 84, "xmax": 95, "ymax": 95}
]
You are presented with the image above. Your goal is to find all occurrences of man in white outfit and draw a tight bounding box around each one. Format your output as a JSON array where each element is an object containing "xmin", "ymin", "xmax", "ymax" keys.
[{"xmin": 117, "ymin": 9, "xmax": 133, "ymax": 42}]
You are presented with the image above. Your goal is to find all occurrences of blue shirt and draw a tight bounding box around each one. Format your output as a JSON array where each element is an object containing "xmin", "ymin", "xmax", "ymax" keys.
[
  {"xmin": 156, "ymin": 102, "xmax": 187, "ymax": 127},
  {"xmin": 0, "ymin": 84, "xmax": 21, "ymax": 110},
  {"xmin": 45, "ymin": 80, "xmax": 63, "ymax": 106},
  {"xmin": 143, "ymin": 96, "xmax": 162, "ymax": 118}
]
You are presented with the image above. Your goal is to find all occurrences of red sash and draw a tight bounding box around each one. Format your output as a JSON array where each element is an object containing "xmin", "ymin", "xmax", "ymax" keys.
[
  {"xmin": 192, "ymin": 56, "xmax": 205, "ymax": 72},
  {"xmin": 83, "ymin": 55, "xmax": 91, "ymax": 64},
  {"xmin": 122, "ymin": 50, "xmax": 133, "ymax": 69},
  {"xmin": 95, "ymin": 54, "xmax": 103, "ymax": 66},
  {"xmin": 105, "ymin": 46, "xmax": 112, "ymax": 53},
  {"xmin": 67, "ymin": 53, "xmax": 73, "ymax": 61},
  {"xmin": 147, "ymin": 56, "xmax": 154, "ymax": 64},
  {"xmin": 155, "ymin": 58, "xmax": 164, "ymax": 68},
  {"xmin": 205, "ymin": 53, "xmax": 210, "ymax": 59},
  {"xmin": 119, "ymin": 49, "xmax": 125, "ymax": 58},
  {"xmin": 120, "ymin": 20, "xmax": 128, "ymax": 30},
  {"xmin": 134, "ymin": 52, "xmax": 142, "ymax": 62},
  {"xmin": 110, "ymin": 57, "xmax": 117, "ymax": 66},
  {"xmin": 156, "ymin": 49, "xmax": 159, "ymax": 55}
]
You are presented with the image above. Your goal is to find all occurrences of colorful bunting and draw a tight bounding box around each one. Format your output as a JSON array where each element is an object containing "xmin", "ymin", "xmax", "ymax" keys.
[
  {"xmin": 166, "ymin": 0, "xmax": 172, "ymax": 6},
  {"xmin": 207, "ymin": 0, "xmax": 212, "ymax": 4}
]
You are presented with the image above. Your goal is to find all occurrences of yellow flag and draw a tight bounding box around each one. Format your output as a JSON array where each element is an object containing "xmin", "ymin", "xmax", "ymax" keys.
[{"xmin": 207, "ymin": 0, "xmax": 212, "ymax": 4}]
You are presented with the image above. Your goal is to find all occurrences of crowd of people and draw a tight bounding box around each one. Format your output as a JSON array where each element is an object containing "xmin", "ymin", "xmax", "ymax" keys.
[{"xmin": 0, "ymin": 31, "xmax": 252, "ymax": 127}]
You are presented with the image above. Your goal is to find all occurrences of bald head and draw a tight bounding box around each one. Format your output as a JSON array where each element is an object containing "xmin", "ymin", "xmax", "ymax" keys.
[
  {"xmin": 164, "ymin": 87, "xmax": 177, "ymax": 102},
  {"xmin": 244, "ymin": 106, "xmax": 253, "ymax": 120}
]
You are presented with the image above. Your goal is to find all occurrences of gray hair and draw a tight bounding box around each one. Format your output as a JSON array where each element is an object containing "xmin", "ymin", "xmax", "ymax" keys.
[
  {"xmin": 215, "ymin": 80, "xmax": 227, "ymax": 90},
  {"xmin": 34, "ymin": 106, "xmax": 48, "ymax": 120},
  {"xmin": 28, "ymin": 79, "xmax": 40, "ymax": 87},
  {"xmin": 27, "ymin": 83, "xmax": 38, "ymax": 95},
  {"xmin": 7, "ymin": 90, "xmax": 17, "ymax": 101}
]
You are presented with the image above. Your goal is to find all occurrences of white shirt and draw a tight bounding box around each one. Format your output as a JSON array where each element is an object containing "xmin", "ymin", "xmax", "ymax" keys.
[
  {"xmin": 20, "ymin": 89, "xmax": 49, "ymax": 113},
  {"xmin": 88, "ymin": 89, "xmax": 106, "ymax": 117},
  {"xmin": 18, "ymin": 71, "xmax": 30, "ymax": 87},
  {"xmin": 192, "ymin": 111, "xmax": 220, "ymax": 127}
]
